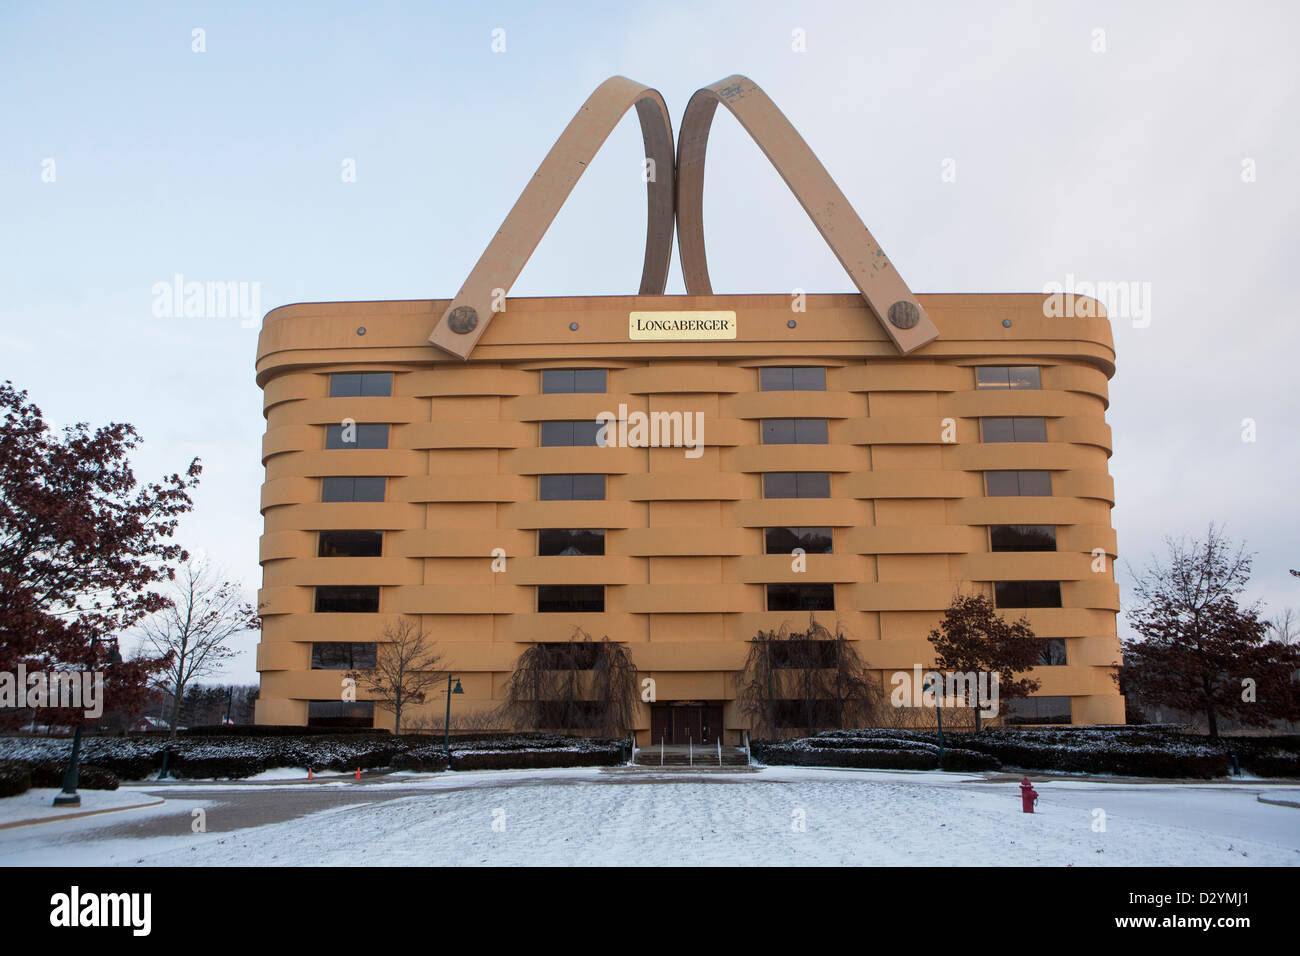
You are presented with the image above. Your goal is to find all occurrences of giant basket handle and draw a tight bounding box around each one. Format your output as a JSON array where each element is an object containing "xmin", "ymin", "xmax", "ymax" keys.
[
  {"xmin": 429, "ymin": 76, "xmax": 676, "ymax": 360},
  {"xmin": 676, "ymin": 75, "xmax": 939, "ymax": 353}
]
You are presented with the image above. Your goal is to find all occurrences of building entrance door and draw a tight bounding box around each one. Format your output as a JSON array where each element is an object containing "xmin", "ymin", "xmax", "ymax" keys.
[
  {"xmin": 672, "ymin": 707, "xmax": 701, "ymax": 745},
  {"xmin": 651, "ymin": 704, "xmax": 724, "ymax": 745}
]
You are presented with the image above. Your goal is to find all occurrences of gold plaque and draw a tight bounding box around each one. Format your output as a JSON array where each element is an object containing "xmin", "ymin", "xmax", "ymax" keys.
[{"xmin": 629, "ymin": 311, "xmax": 737, "ymax": 341}]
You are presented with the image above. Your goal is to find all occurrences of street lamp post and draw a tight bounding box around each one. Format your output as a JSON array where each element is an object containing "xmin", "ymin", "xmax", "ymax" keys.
[
  {"xmin": 442, "ymin": 674, "xmax": 463, "ymax": 764},
  {"xmin": 53, "ymin": 638, "xmax": 122, "ymax": 807},
  {"xmin": 922, "ymin": 674, "xmax": 944, "ymax": 765}
]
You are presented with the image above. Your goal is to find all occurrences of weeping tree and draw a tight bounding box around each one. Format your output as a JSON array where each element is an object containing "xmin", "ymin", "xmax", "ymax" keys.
[
  {"xmin": 737, "ymin": 616, "xmax": 881, "ymax": 739},
  {"xmin": 499, "ymin": 628, "xmax": 638, "ymax": 737}
]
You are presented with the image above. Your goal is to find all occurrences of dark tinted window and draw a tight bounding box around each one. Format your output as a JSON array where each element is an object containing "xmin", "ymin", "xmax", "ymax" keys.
[
  {"xmin": 765, "ymin": 527, "xmax": 833, "ymax": 554},
  {"xmin": 980, "ymin": 417, "xmax": 1046, "ymax": 443},
  {"xmin": 773, "ymin": 699, "xmax": 843, "ymax": 729},
  {"xmin": 321, "ymin": 476, "xmax": 387, "ymax": 502},
  {"xmin": 763, "ymin": 472, "xmax": 831, "ymax": 498},
  {"xmin": 1035, "ymin": 638, "xmax": 1068, "ymax": 666},
  {"xmin": 766, "ymin": 583, "xmax": 835, "ymax": 611},
  {"xmin": 990, "ymin": 525, "xmax": 1056, "ymax": 552},
  {"xmin": 975, "ymin": 367, "xmax": 1041, "ymax": 390},
  {"xmin": 540, "ymin": 420, "xmax": 604, "ymax": 446},
  {"xmin": 314, "ymin": 586, "xmax": 380, "ymax": 613},
  {"xmin": 318, "ymin": 530, "xmax": 384, "ymax": 557},
  {"xmin": 984, "ymin": 471, "xmax": 1051, "ymax": 497},
  {"xmin": 307, "ymin": 700, "xmax": 374, "ymax": 728},
  {"xmin": 326, "ymin": 424, "xmax": 389, "ymax": 449},
  {"xmin": 760, "ymin": 367, "xmax": 826, "ymax": 391},
  {"xmin": 994, "ymin": 581, "xmax": 1062, "ymax": 609},
  {"xmin": 538, "ymin": 529, "xmax": 605, "ymax": 556},
  {"xmin": 533, "ymin": 642, "xmax": 604, "ymax": 669},
  {"xmin": 537, "ymin": 585, "xmax": 604, "ymax": 613},
  {"xmin": 311, "ymin": 642, "xmax": 379, "ymax": 669},
  {"xmin": 329, "ymin": 372, "xmax": 393, "ymax": 397},
  {"xmin": 538, "ymin": 474, "xmax": 606, "ymax": 500},
  {"xmin": 541, "ymin": 369, "xmax": 606, "ymax": 393},
  {"xmin": 761, "ymin": 419, "xmax": 829, "ymax": 444},
  {"xmin": 1003, "ymin": 696, "xmax": 1071, "ymax": 725},
  {"xmin": 769, "ymin": 640, "xmax": 840, "ymax": 668}
]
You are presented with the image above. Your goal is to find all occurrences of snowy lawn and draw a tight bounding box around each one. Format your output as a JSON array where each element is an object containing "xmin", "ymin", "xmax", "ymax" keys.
[
  {"xmin": 1, "ymin": 767, "xmax": 1296, "ymax": 866},
  {"xmin": 0, "ymin": 788, "xmax": 163, "ymax": 829}
]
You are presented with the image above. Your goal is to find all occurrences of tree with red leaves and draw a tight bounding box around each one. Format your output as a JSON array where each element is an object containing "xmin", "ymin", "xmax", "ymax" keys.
[
  {"xmin": 1122, "ymin": 525, "xmax": 1300, "ymax": 739},
  {"xmin": 0, "ymin": 381, "xmax": 200, "ymax": 728},
  {"xmin": 927, "ymin": 592, "xmax": 1043, "ymax": 732}
]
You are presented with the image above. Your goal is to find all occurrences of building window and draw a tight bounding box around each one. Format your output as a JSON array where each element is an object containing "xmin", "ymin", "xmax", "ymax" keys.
[
  {"xmin": 760, "ymin": 367, "xmax": 826, "ymax": 391},
  {"xmin": 314, "ymin": 586, "xmax": 380, "ymax": 613},
  {"xmin": 326, "ymin": 424, "xmax": 389, "ymax": 449},
  {"xmin": 1034, "ymin": 638, "xmax": 1068, "ymax": 666},
  {"xmin": 766, "ymin": 583, "xmax": 835, "ymax": 611},
  {"xmin": 329, "ymin": 372, "xmax": 393, "ymax": 397},
  {"xmin": 989, "ymin": 525, "xmax": 1056, "ymax": 552},
  {"xmin": 984, "ymin": 470, "xmax": 1051, "ymax": 497},
  {"xmin": 993, "ymin": 581, "xmax": 1062, "ymax": 608},
  {"xmin": 318, "ymin": 530, "xmax": 384, "ymax": 558},
  {"xmin": 538, "ymin": 529, "xmax": 605, "ymax": 556},
  {"xmin": 761, "ymin": 419, "xmax": 829, "ymax": 444},
  {"xmin": 763, "ymin": 472, "xmax": 831, "ymax": 499},
  {"xmin": 538, "ymin": 474, "xmax": 605, "ymax": 500},
  {"xmin": 1003, "ymin": 696, "xmax": 1071, "ymax": 725},
  {"xmin": 980, "ymin": 417, "xmax": 1047, "ymax": 443},
  {"xmin": 537, "ymin": 585, "xmax": 604, "ymax": 613},
  {"xmin": 307, "ymin": 700, "xmax": 375, "ymax": 728},
  {"xmin": 321, "ymin": 476, "xmax": 387, "ymax": 502},
  {"xmin": 533, "ymin": 642, "xmax": 605, "ymax": 669},
  {"xmin": 541, "ymin": 369, "xmax": 606, "ymax": 393},
  {"xmin": 764, "ymin": 527, "xmax": 832, "ymax": 555},
  {"xmin": 540, "ymin": 420, "xmax": 604, "ymax": 446},
  {"xmin": 769, "ymin": 640, "xmax": 840, "ymax": 668},
  {"xmin": 311, "ymin": 642, "xmax": 379, "ymax": 670},
  {"xmin": 975, "ymin": 367, "xmax": 1041, "ymax": 390},
  {"xmin": 772, "ymin": 699, "xmax": 843, "ymax": 729}
]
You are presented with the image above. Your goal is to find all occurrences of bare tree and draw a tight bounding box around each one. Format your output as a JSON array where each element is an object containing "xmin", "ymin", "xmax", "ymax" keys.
[
  {"xmin": 736, "ymin": 616, "xmax": 881, "ymax": 739},
  {"xmin": 348, "ymin": 617, "xmax": 445, "ymax": 734},
  {"xmin": 136, "ymin": 558, "xmax": 259, "ymax": 738},
  {"xmin": 1268, "ymin": 608, "xmax": 1298, "ymax": 645},
  {"xmin": 499, "ymin": 628, "xmax": 637, "ymax": 736}
]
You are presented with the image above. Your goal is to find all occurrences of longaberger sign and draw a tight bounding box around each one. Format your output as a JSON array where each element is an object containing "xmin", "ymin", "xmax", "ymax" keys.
[{"xmin": 628, "ymin": 310, "xmax": 737, "ymax": 341}]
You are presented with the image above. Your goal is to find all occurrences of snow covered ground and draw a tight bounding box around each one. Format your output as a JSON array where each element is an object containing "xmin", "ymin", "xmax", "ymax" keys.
[
  {"xmin": 0, "ymin": 788, "xmax": 163, "ymax": 829},
  {"xmin": 1, "ymin": 767, "xmax": 1296, "ymax": 866}
]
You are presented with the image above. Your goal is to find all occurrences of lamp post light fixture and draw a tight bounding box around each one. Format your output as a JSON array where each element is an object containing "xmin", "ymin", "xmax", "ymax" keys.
[
  {"xmin": 921, "ymin": 674, "xmax": 945, "ymax": 765},
  {"xmin": 53, "ymin": 638, "xmax": 122, "ymax": 807},
  {"xmin": 442, "ymin": 674, "xmax": 464, "ymax": 763}
]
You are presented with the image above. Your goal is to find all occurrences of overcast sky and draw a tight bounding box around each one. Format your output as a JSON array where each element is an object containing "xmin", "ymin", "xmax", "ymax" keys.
[{"xmin": 3, "ymin": 1, "xmax": 1297, "ymax": 684}]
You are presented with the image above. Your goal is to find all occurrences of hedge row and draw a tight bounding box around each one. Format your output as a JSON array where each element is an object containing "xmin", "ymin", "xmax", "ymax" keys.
[
  {"xmin": 0, "ymin": 733, "xmax": 622, "ymax": 782},
  {"xmin": 0, "ymin": 761, "xmax": 31, "ymax": 798},
  {"xmin": 753, "ymin": 743, "xmax": 1000, "ymax": 773},
  {"xmin": 755, "ymin": 728, "xmax": 1300, "ymax": 778}
]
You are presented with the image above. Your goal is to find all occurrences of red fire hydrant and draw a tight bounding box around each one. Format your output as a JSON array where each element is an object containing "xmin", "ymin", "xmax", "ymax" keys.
[{"xmin": 1020, "ymin": 777, "xmax": 1038, "ymax": 813}]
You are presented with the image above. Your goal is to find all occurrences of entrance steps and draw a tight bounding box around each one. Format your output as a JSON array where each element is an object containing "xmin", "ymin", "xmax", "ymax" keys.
[{"xmin": 632, "ymin": 744, "xmax": 751, "ymax": 768}]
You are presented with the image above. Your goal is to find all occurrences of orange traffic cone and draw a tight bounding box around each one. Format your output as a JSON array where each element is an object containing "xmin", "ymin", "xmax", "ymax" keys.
[
  {"xmin": 355, "ymin": 767, "xmax": 361, "ymax": 780},
  {"xmin": 308, "ymin": 768, "xmax": 313, "ymax": 780}
]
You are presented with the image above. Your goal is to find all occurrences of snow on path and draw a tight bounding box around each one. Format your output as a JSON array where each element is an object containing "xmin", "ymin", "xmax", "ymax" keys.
[{"xmin": 3, "ymin": 770, "xmax": 1295, "ymax": 866}]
